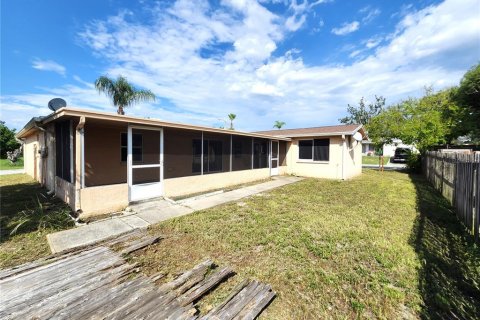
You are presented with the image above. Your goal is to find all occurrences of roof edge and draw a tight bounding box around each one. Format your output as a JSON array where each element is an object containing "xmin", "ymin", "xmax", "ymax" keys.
[
  {"xmin": 40, "ymin": 107, "xmax": 291, "ymax": 141},
  {"xmin": 15, "ymin": 116, "xmax": 46, "ymax": 139}
]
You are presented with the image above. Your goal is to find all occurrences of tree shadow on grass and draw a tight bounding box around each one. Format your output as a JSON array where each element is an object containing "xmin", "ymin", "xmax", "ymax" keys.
[
  {"xmin": 409, "ymin": 173, "xmax": 480, "ymax": 319},
  {"xmin": 0, "ymin": 180, "xmax": 73, "ymax": 243}
]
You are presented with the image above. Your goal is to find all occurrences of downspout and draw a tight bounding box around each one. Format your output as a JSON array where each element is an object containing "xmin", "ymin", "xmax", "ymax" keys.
[
  {"xmin": 75, "ymin": 117, "xmax": 86, "ymax": 213},
  {"xmin": 341, "ymin": 134, "xmax": 346, "ymax": 180}
]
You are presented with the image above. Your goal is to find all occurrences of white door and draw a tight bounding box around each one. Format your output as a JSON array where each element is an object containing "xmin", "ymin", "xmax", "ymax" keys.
[
  {"xmin": 271, "ymin": 140, "xmax": 279, "ymax": 176},
  {"xmin": 128, "ymin": 125, "xmax": 163, "ymax": 202}
]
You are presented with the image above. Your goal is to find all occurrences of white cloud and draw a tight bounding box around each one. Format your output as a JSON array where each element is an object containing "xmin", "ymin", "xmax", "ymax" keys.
[
  {"xmin": 331, "ymin": 21, "xmax": 360, "ymax": 35},
  {"xmin": 4, "ymin": 0, "xmax": 479, "ymax": 132},
  {"xmin": 362, "ymin": 8, "xmax": 381, "ymax": 24},
  {"xmin": 31, "ymin": 59, "xmax": 66, "ymax": 76},
  {"xmin": 364, "ymin": 36, "xmax": 383, "ymax": 49}
]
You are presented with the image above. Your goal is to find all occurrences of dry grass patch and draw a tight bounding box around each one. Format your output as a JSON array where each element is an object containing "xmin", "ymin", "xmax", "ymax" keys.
[{"xmin": 0, "ymin": 174, "xmax": 74, "ymax": 268}]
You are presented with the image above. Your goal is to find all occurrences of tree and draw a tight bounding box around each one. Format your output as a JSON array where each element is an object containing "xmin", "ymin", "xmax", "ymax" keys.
[
  {"xmin": 455, "ymin": 63, "xmax": 480, "ymax": 140},
  {"xmin": 94, "ymin": 75, "xmax": 156, "ymax": 115},
  {"xmin": 0, "ymin": 121, "xmax": 20, "ymax": 158},
  {"xmin": 228, "ymin": 113, "xmax": 236, "ymax": 130},
  {"xmin": 273, "ymin": 121, "xmax": 286, "ymax": 129},
  {"xmin": 339, "ymin": 95, "xmax": 385, "ymax": 125},
  {"xmin": 368, "ymin": 90, "xmax": 455, "ymax": 153}
]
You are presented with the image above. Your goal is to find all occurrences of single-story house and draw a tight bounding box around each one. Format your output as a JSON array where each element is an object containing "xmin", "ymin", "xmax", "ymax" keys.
[
  {"xmin": 16, "ymin": 107, "xmax": 366, "ymax": 219},
  {"xmin": 362, "ymin": 139, "xmax": 417, "ymax": 156}
]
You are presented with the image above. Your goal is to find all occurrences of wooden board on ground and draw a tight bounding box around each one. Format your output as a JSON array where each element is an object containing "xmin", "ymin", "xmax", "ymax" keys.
[{"xmin": 0, "ymin": 234, "xmax": 275, "ymax": 319}]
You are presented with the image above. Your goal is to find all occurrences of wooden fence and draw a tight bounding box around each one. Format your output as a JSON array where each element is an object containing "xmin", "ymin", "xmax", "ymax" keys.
[{"xmin": 423, "ymin": 151, "xmax": 480, "ymax": 243}]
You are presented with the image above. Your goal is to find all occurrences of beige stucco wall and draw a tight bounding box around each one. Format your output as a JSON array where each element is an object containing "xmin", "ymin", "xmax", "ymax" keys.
[
  {"xmin": 164, "ymin": 168, "xmax": 271, "ymax": 198},
  {"xmin": 284, "ymin": 136, "xmax": 362, "ymax": 180},
  {"xmin": 22, "ymin": 124, "xmax": 65, "ymax": 192},
  {"xmin": 23, "ymin": 133, "xmax": 40, "ymax": 181},
  {"xmin": 344, "ymin": 137, "xmax": 362, "ymax": 179},
  {"xmin": 55, "ymin": 176, "xmax": 75, "ymax": 210},
  {"xmin": 284, "ymin": 136, "xmax": 343, "ymax": 179},
  {"xmin": 79, "ymin": 183, "xmax": 128, "ymax": 219}
]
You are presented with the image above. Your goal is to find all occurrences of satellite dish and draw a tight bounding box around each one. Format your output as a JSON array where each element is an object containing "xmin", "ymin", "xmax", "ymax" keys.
[
  {"xmin": 48, "ymin": 98, "xmax": 67, "ymax": 112},
  {"xmin": 353, "ymin": 132, "xmax": 363, "ymax": 142}
]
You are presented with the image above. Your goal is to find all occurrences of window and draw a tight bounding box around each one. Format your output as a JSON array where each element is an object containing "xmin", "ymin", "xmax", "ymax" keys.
[
  {"xmin": 55, "ymin": 121, "xmax": 72, "ymax": 182},
  {"xmin": 298, "ymin": 139, "xmax": 329, "ymax": 161},
  {"xmin": 121, "ymin": 133, "xmax": 143, "ymax": 162},
  {"xmin": 253, "ymin": 140, "xmax": 269, "ymax": 169},
  {"xmin": 298, "ymin": 140, "xmax": 313, "ymax": 160},
  {"xmin": 192, "ymin": 139, "xmax": 223, "ymax": 173}
]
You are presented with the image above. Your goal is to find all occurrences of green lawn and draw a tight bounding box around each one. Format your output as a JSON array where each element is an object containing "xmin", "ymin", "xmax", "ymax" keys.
[
  {"xmin": 0, "ymin": 157, "xmax": 24, "ymax": 170},
  {"xmin": 128, "ymin": 170, "xmax": 479, "ymax": 319},
  {"xmin": 0, "ymin": 174, "xmax": 74, "ymax": 268},
  {"xmin": 362, "ymin": 155, "xmax": 390, "ymax": 165}
]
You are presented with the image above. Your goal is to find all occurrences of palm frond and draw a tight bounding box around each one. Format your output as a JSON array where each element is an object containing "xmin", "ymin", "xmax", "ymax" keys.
[
  {"xmin": 132, "ymin": 90, "xmax": 156, "ymax": 105},
  {"xmin": 94, "ymin": 76, "xmax": 116, "ymax": 100},
  {"xmin": 94, "ymin": 75, "xmax": 155, "ymax": 113}
]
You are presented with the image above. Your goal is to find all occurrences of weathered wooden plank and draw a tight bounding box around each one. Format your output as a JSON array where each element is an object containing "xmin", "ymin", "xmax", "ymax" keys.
[
  {"xmin": 201, "ymin": 279, "xmax": 250, "ymax": 318},
  {"xmin": 158, "ymin": 259, "xmax": 214, "ymax": 293},
  {"xmin": 119, "ymin": 235, "xmax": 161, "ymax": 255},
  {"xmin": 150, "ymin": 271, "xmax": 166, "ymax": 282},
  {"xmin": 233, "ymin": 284, "xmax": 276, "ymax": 320},
  {"xmin": 210, "ymin": 280, "xmax": 263, "ymax": 319},
  {"xmin": 178, "ymin": 267, "xmax": 234, "ymax": 306},
  {"xmin": 14, "ymin": 263, "xmax": 136, "ymax": 319},
  {"xmin": 0, "ymin": 245, "xmax": 277, "ymax": 320}
]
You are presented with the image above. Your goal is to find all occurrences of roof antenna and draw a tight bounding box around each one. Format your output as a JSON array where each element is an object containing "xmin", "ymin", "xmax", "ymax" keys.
[{"xmin": 47, "ymin": 98, "xmax": 67, "ymax": 112}]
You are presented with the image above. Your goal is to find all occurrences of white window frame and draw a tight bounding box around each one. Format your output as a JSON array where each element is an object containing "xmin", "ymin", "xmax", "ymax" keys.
[{"xmin": 297, "ymin": 138, "xmax": 330, "ymax": 162}]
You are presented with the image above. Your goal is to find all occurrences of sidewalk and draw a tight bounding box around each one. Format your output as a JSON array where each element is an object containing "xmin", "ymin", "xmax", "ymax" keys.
[
  {"xmin": 0, "ymin": 169, "xmax": 25, "ymax": 175},
  {"xmin": 47, "ymin": 176, "xmax": 303, "ymax": 253}
]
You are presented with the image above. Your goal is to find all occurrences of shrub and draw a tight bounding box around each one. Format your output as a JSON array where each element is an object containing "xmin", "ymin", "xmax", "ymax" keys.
[{"xmin": 406, "ymin": 153, "xmax": 422, "ymax": 173}]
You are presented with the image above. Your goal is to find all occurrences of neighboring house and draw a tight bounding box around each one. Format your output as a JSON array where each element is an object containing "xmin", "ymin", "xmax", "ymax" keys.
[
  {"xmin": 16, "ymin": 107, "xmax": 366, "ymax": 219},
  {"xmin": 362, "ymin": 139, "xmax": 416, "ymax": 157}
]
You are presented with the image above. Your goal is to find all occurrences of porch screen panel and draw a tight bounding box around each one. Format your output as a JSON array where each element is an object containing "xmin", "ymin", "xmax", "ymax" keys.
[
  {"xmin": 279, "ymin": 141, "xmax": 287, "ymax": 166},
  {"xmin": 131, "ymin": 128, "xmax": 161, "ymax": 185},
  {"xmin": 253, "ymin": 139, "xmax": 269, "ymax": 169},
  {"xmin": 202, "ymin": 133, "xmax": 230, "ymax": 174},
  {"xmin": 163, "ymin": 128, "xmax": 202, "ymax": 179},
  {"xmin": 55, "ymin": 121, "xmax": 71, "ymax": 182},
  {"xmin": 132, "ymin": 167, "xmax": 160, "ymax": 185},
  {"xmin": 232, "ymin": 135, "xmax": 253, "ymax": 171}
]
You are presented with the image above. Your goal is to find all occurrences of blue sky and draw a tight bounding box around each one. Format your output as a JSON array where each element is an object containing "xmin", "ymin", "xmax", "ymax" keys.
[{"xmin": 1, "ymin": 0, "xmax": 479, "ymax": 131}]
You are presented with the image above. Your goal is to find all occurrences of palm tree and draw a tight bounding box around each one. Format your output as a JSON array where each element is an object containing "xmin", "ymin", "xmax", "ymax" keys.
[
  {"xmin": 273, "ymin": 120, "xmax": 286, "ymax": 129},
  {"xmin": 94, "ymin": 75, "xmax": 156, "ymax": 115},
  {"xmin": 228, "ymin": 113, "xmax": 236, "ymax": 130}
]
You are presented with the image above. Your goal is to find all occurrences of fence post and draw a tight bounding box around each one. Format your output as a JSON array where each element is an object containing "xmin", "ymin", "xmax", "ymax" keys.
[
  {"xmin": 440, "ymin": 153, "xmax": 445, "ymax": 195},
  {"xmin": 475, "ymin": 154, "xmax": 480, "ymax": 243}
]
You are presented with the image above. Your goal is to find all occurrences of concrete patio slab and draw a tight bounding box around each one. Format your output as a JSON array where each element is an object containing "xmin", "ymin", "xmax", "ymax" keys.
[
  {"xmin": 47, "ymin": 176, "xmax": 303, "ymax": 253},
  {"xmin": 136, "ymin": 203, "xmax": 194, "ymax": 224},
  {"xmin": 119, "ymin": 215, "xmax": 150, "ymax": 229},
  {"xmin": 47, "ymin": 219, "xmax": 133, "ymax": 253}
]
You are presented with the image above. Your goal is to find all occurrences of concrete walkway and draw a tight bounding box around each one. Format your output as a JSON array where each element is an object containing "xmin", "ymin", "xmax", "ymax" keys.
[
  {"xmin": 47, "ymin": 176, "xmax": 303, "ymax": 253},
  {"xmin": 362, "ymin": 162, "xmax": 407, "ymax": 170},
  {"xmin": 0, "ymin": 169, "xmax": 25, "ymax": 175}
]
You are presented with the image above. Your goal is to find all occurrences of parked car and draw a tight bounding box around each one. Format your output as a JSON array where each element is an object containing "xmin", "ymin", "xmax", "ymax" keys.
[{"xmin": 391, "ymin": 147, "xmax": 411, "ymax": 163}]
